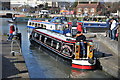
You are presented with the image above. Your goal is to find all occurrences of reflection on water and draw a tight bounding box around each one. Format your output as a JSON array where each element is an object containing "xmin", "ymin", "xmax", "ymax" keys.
[
  {"xmin": 0, "ymin": 18, "xmax": 11, "ymax": 35},
  {"xmin": 1, "ymin": 18, "xmax": 114, "ymax": 78}
]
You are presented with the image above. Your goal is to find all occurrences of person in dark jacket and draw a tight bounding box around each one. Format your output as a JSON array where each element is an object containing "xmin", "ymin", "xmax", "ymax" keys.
[
  {"xmin": 76, "ymin": 31, "xmax": 86, "ymax": 57},
  {"xmin": 76, "ymin": 31, "xmax": 86, "ymax": 41}
]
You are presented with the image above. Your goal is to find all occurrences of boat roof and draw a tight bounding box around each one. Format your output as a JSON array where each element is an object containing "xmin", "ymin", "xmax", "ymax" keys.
[
  {"xmin": 29, "ymin": 20, "xmax": 63, "ymax": 25},
  {"xmin": 83, "ymin": 21, "xmax": 106, "ymax": 24},
  {"xmin": 35, "ymin": 29, "xmax": 76, "ymax": 42}
]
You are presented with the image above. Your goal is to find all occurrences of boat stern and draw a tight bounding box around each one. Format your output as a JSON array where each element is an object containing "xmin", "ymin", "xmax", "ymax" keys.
[{"xmin": 72, "ymin": 58, "xmax": 96, "ymax": 70}]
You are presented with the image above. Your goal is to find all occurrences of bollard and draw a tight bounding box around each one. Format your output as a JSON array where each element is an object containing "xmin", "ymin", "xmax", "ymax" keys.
[{"xmin": 16, "ymin": 33, "xmax": 22, "ymax": 48}]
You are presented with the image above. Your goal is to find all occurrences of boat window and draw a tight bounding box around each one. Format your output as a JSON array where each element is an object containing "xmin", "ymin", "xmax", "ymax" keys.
[
  {"xmin": 35, "ymin": 23, "xmax": 37, "ymax": 27},
  {"xmin": 41, "ymin": 24, "xmax": 43, "ymax": 28},
  {"xmin": 43, "ymin": 25, "xmax": 46, "ymax": 29},
  {"xmin": 57, "ymin": 42, "xmax": 61, "ymax": 51},
  {"xmin": 39, "ymin": 34, "xmax": 42, "ymax": 40},
  {"xmin": 34, "ymin": 33, "xmax": 40, "ymax": 40},
  {"xmin": 32, "ymin": 23, "xmax": 34, "ymax": 26},
  {"xmin": 56, "ymin": 43, "xmax": 59, "ymax": 49},
  {"xmin": 52, "ymin": 40, "xmax": 61, "ymax": 51},
  {"xmin": 32, "ymin": 31, "xmax": 35, "ymax": 37},
  {"xmin": 44, "ymin": 37, "xmax": 47, "ymax": 43},
  {"xmin": 29, "ymin": 22, "xmax": 32, "ymax": 26},
  {"xmin": 38, "ymin": 24, "xmax": 40, "ymax": 27},
  {"xmin": 52, "ymin": 40, "xmax": 57, "ymax": 49},
  {"xmin": 50, "ymin": 26, "xmax": 52, "ymax": 28},
  {"xmin": 41, "ymin": 35, "xmax": 45, "ymax": 42},
  {"xmin": 46, "ymin": 37, "xmax": 52, "ymax": 46}
]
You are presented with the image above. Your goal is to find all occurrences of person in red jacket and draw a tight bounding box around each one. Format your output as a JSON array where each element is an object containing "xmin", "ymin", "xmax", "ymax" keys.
[
  {"xmin": 7, "ymin": 24, "xmax": 15, "ymax": 41},
  {"xmin": 77, "ymin": 22, "xmax": 83, "ymax": 32}
]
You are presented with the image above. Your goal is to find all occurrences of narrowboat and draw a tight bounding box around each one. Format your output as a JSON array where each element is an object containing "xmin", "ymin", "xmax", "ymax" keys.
[
  {"xmin": 29, "ymin": 28, "xmax": 96, "ymax": 70},
  {"xmin": 27, "ymin": 17, "xmax": 70, "ymax": 34},
  {"xmin": 68, "ymin": 21, "xmax": 108, "ymax": 33}
]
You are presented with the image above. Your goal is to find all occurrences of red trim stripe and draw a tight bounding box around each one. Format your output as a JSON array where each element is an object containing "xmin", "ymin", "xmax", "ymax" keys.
[{"xmin": 72, "ymin": 64, "xmax": 95, "ymax": 70}]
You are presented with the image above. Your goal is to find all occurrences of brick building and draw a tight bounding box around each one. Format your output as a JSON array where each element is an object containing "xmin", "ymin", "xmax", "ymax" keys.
[
  {"xmin": 76, "ymin": 1, "xmax": 106, "ymax": 16},
  {"xmin": 0, "ymin": 0, "xmax": 10, "ymax": 10}
]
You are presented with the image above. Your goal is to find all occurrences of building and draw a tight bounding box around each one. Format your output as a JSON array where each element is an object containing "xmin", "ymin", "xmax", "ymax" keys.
[
  {"xmin": 10, "ymin": 0, "xmax": 59, "ymax": 13},
  {"xmin": 0, "ymin": 0, "xmax": 10, "ymax": 10},
  {"xmin": 76, "ymin": 1, "xmax": 106, "ymax": 16},
  {"xmin": 10, "ymin": 0, "xmax": 58, "ymax": 8}
]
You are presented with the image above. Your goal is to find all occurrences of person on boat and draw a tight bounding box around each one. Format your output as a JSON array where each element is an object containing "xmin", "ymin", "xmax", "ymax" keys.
[
  {"xmin": 76, "ymin": 31, "xmax": 86, "ymax": 58},
  {"xmin": 77, "ymin": 22, "xmax": 83, "ymax": 32},
  {"xmin": 76, "ymin": 31, "xmax": 86, "ymax": 41},
  {"xmin": 7, "ymin": 24, "xmax": 15, "ymax": 41}
]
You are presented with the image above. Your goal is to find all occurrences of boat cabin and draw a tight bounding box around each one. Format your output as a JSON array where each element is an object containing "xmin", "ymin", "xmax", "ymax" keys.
[{"xmin": 27, "ymin": 20, "xmax": 71, "ymax": 34}]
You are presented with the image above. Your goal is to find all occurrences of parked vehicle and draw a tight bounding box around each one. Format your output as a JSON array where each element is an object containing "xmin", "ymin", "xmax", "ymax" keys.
[{"xmin": 39, "ymin": 10, "xmax": 50, "ymax": 15}]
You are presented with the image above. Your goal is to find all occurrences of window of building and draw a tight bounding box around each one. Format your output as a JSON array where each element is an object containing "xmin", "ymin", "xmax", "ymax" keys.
[
  {"xmin": 90, "ymin": 8, "xmax": 94, "ymax": 12},
  {"xmin": 84, "ymin": 8, "xmax": 88, "ymax": 13},
  {"xmin": 78, "ymin": 8, "xmax": 82, "ymax": 12}
]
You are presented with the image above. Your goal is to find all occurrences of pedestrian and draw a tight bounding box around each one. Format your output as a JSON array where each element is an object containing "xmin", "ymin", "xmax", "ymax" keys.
[
  {"xmin": 106, "ymin": 17, "xmax": 112, "ymax": 38},
  {"xmin": 110, "ymin": 18, "xmax": 117, "ymax": 40},
  {"xmin": 76, "ymin": 31, "xmax": 86, "ymax": 58},
  {"xmin": 7, "ymin": 24, "xmax": 15, "ymax": 41},
  {"xmin": 115, "ymin": 23, "xmax": 120, "ymax": 41},
  {"xmin": 77, "ymin": 22, "xmax": 83, "ymax": 32}
]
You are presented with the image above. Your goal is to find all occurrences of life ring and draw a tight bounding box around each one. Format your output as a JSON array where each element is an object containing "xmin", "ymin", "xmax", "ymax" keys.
[{"xmin": 61, "ymin": 45, "xmax": 73, "ymax": 57}]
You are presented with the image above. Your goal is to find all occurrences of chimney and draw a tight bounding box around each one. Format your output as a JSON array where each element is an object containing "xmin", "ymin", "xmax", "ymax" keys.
[
  {"xmin": 89, "ymin": 1, "xmax": 91, "ymax": 4},
  {"xmin": 78, "ymin": 1, "xmax": 79, "ymax": 5}
]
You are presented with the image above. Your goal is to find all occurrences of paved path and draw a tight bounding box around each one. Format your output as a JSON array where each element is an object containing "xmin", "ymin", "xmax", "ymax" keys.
[
  {"xmin": 86, "ymin": 33, "xmax": 119, "ymax": 78},
  {"xmin": 1, "ymin": 35, "xmax": 29, "ymax": 79}
]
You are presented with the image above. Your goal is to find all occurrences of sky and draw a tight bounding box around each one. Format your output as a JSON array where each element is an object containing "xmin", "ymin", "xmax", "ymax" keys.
[
  {"xmin": 50, "ymin": 0, "xmax": 120, "ymax": 2},
  {"xmin": 0, "ymin": 0, "xmax": 119, "ymax": 2}
]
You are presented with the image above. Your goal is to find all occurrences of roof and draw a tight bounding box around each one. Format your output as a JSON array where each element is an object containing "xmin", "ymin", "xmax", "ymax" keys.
[
  {"xmin": 35, "ymin": 29, "xmax": 75, "ymax": 41},
  {"xmin": 77, "ymin": 4, "xmax": 98, "ymax": 8}
]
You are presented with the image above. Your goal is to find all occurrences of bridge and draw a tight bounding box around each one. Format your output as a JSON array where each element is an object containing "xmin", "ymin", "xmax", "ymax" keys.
[{"xmin": 0, "ymin": 10, "xmax": 38, "ymax": 16}]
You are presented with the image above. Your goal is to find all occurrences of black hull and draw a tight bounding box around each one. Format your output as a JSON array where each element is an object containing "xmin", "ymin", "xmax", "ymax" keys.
[{"xmin": 30, "ymin": 39, "xmax": 72, "ymax": 65}]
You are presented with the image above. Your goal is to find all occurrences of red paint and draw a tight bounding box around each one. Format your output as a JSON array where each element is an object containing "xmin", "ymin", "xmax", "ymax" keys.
[
  {"xmin": 77, "ymin": 24, "xmax": 82, "ymax": 32},
  {"xmin": 10, "ymin": 25, "xmax": 14, "ymax": 33},
  {"xmin": 72, "ymin": 64, "xmax": 95, "ymax": 70}
]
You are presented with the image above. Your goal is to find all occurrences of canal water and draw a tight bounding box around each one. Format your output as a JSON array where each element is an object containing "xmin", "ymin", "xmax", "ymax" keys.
[{"xmin": 1, "ymin": 18, "xmax": 114, "ymax": 78}]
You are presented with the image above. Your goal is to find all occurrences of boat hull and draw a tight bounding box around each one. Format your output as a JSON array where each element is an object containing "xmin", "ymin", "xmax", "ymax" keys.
[{"xmin": 72, "ymin": 59, "xmax": 96, "ymax": 70}]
